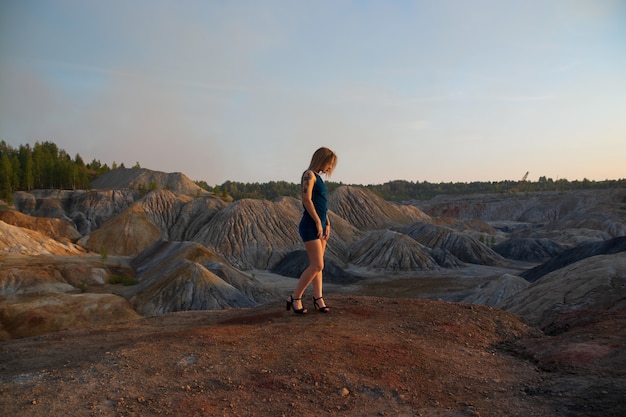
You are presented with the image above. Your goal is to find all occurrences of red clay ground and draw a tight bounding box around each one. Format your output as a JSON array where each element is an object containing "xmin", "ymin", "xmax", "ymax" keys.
[{"xmin": 1, "ymin": 296, "xmax": 625, "ymax": 417}]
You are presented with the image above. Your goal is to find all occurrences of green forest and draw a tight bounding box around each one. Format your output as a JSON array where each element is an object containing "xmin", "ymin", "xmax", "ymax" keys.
[
  {"xmin": 0, "ymin": 140, "xmax": 129, "ymax": 204},
  {"xmin": 1, "ymin": 140, "xmax": 625, "ymax": 204},
  {"xmin": 205, "ymin": 176, "xmax": 626, "ymax": 202}
]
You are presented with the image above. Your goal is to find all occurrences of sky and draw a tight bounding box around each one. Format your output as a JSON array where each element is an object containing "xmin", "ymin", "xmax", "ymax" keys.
[{"xmin": 1, "ymin": 0, "xmax": 625, "ymax": 185}]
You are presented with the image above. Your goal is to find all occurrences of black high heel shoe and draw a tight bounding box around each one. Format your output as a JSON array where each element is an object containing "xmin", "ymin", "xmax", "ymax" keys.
[
  {"xmin": 312, "ymin": 296, "xmax": 330, "ymax": 313},
  {"xmin": 286, "ymin": 296, "xmax": 307, "ymax": 314}
]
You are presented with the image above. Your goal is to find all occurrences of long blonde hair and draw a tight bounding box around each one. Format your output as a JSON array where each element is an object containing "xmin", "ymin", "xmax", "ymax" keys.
[{"xmin": 308, "ymin": 147, "xmax": 337, "ymax": 177}]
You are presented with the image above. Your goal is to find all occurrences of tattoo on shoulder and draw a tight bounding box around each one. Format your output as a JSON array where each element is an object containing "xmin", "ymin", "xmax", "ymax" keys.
[{"xmin": 301, "ymin": 170, "xmax": 314, "ymax": 192}]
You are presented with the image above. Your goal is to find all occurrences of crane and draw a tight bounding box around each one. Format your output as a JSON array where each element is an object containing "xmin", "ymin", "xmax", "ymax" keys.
[
  {"xmin": 511, "ymin": 171, "xmax": 529, "ymax": 193},
  {"xmin": 520, "ymin": 171, "xmax": 529, "ymax": 182}
]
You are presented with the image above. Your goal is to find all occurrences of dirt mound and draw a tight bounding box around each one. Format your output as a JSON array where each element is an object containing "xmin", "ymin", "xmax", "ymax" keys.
[
  {"xmin": 500, "ymin": 252, "xmax": 626, "ymax": 327},
  {"xmin": 0, "ymin": 253, "xmax": 140, "ymax": 340},
  {"xmin": 74, "ymin": 190, "xmax": 190, "ymax": 256},
  {"xmin": 0, "ymin": 221, "xmax": 84, "ymax": 256},
  {"xmin": 511, "ymin": 306, "xmax": 626, "ymax": 416},
  {"xmin": 412, "ymin": 189, "xmax": 626, "ymax": 246},
  {"xmin": 126, "ymin": 241, "xmax": 278, "ymax": 315},
  {"xmin": 191, "ymin": 198, "xmax": 303, "ymax": 270},
  {"xmin": 329, "ymin": 186, "xmax": 428, "ymax": 230},
  {"xmin": 493, "ymin": 237, "xmax": 566, "ymax": 262},
  {"xmin": 348, "ymin": 229, "xmax": 438, "ymax": 271},
  {"xmin": 91, "ymin": 168, "xmax": 207, "ymax": 196},
  {"xmin": 78, "ymin": 203, "xmax": 162, "ymax": 256},
  {"xmin": 397, "ymin": 222, "xmax": 505, "ymax": 266},
  {"xmin": 0, "ymin": 209, "xmax": 81, "ymax": 242},
  {"xmin": 0, "ymin": 293, "xmax": 140, "ymax": 340},
  {"xmin": 0, "ymin": 296, "xmax": 545, "ymax": 417},
  {"xmin": 461, "ymin": 273, "xmax": 530, "ymax": 306},
  {"xmin": 271, "ymin": 250, "xmax": 361, "ymax": 284},
  {"xmin": 2, "ymin": 295, "xmax": 623, "ymax": 417},
  {"xmin": 521, "ymin": 236, "xmax": 626, "ymax": 282}
]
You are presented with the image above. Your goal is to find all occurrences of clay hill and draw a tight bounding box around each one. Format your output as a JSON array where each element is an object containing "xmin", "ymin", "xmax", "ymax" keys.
[{"xmin": 1, "ymin": 168, "xmax": 625, "ymax": 417}]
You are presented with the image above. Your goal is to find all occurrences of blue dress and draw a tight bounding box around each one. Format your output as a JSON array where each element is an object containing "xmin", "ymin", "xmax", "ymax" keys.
[{"xmin": 298, "ymin": 172, "xmax": 327, "ymax": 242}]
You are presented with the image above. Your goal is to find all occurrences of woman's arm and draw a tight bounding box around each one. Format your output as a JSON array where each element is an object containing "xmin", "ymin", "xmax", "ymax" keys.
[
  {"xmin": 323, "ymin": 220, "xmax": 331, "ymax": 241},
  {"xmin": 301, "ymin": 170, "xmax": 323, "ymax": 238}
]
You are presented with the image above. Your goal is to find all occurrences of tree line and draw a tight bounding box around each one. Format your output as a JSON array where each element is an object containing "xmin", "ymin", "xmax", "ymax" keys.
[
  {"xmin": 2, "ymin": 140, "xmax": 624, "ymax": 205},
  {"xmin": 0, "ymin": 140, "xmax": 136, "ymax": 204},
  {"xmin": 201, "ymin": 177, "xmax": 626, "ymax": 202}
]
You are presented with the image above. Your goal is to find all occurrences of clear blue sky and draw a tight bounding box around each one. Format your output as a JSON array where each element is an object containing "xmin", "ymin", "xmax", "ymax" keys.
[{"xmin": 1, "ymin": 0, "xmax": 625, "ymax": 185}]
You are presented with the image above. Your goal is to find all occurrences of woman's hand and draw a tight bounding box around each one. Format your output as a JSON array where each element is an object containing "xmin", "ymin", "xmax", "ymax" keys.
[
  {"xmin": 315, "ymin": 221, "xmax": 323, "ymax": 239},
  {"xmin": 322, "ymin": 223, "xmax": 331, "ymax": 241}
]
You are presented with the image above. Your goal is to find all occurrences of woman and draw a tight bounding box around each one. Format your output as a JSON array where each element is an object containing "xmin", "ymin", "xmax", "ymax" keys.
[{"xmin": 286, "ymin": 147, "xmax": 338, "ymax": 314}]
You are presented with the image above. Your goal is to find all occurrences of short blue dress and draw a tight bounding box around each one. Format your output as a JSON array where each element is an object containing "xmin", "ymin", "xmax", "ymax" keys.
[{"xmin": 298, "ymin": 172, "xmax": 328, "ymax": 242}]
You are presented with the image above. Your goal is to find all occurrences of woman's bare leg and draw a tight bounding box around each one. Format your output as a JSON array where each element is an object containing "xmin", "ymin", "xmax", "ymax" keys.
[
  {"xmin": 291, "ymin": 239, "xmax": 324, "ymax": 311},
  {"xmin": 311, "ymin": 238, "xmax": 327, "ymax": 308}
]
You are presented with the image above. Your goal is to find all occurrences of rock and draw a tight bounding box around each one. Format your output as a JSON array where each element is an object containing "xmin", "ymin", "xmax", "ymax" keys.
[
  {"xmin": 1, "ymin": 260, "xmax": 84, "ymax": 297},
  {"xmin": 0, "ymin": 254, "xmax": 135, "ymax": 298},
  {"xmin": 544, "ymin": 211, "xmax": 626, "ymax": 240}
]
